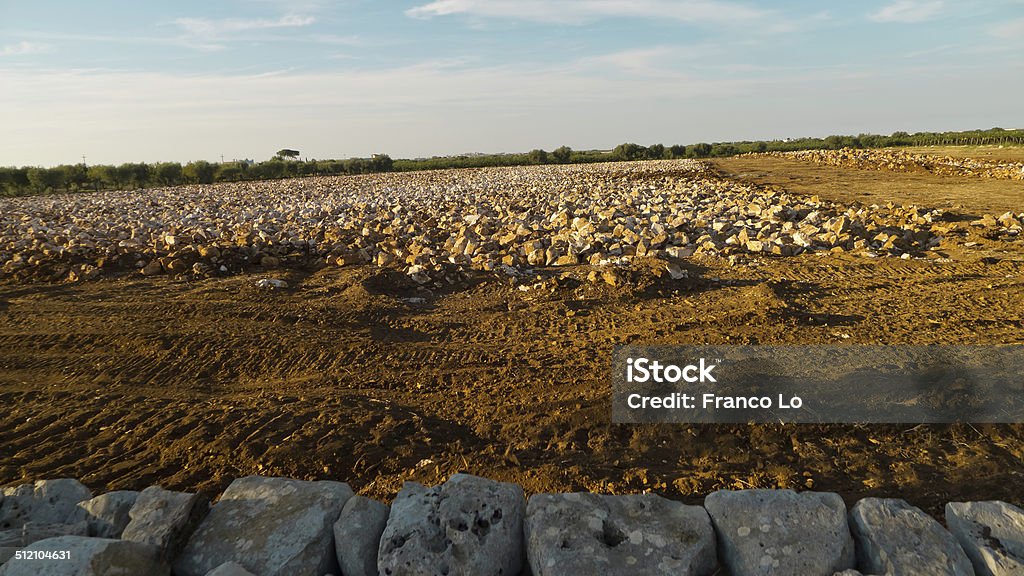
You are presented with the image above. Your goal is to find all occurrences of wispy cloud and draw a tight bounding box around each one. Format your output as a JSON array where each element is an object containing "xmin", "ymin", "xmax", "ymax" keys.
[
  {"xmin": 990, "ymin": 17, "xmax": 1024, "ymax": 38},
  {"xmin": 0, "ymin": 41, "xmax": 54, "ymax": 57},
  {"xmin": 406, "ymin": 0, "xmax": 767, "ymax": 25},
  {"xmin": 869, "ymin": 0, "xmax": 944, "ymax": 23},
  {"xmin": 172, "ymin": 14, "xmax": 317, "ymax": 37}
]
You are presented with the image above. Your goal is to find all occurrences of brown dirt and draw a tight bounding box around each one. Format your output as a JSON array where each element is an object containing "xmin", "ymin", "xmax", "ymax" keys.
[{"xmin": 2, "ymin": 156, "xmax": 1024, "ymax": 517}]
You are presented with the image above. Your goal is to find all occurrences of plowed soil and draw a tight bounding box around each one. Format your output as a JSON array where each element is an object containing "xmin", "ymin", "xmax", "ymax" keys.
[{"xmin": 2, "ymin": 156, "xmax": 1023, "ymax": 516}]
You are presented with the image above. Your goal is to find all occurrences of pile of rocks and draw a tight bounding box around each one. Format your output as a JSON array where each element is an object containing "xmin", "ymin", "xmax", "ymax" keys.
[
  {"xmin": 0, "ymin": 161, "xmax": 945, "ymax": 286},
  {"xmin": 759, "ymin": 148, "xmax": 1024, "ymax": 180},
  {"xmin": 970, "ymin": 211, "xmax": 1024, "ymax": 240},
  {"xmin": 3, "ymin": 474, "xmax": 1021, "ymax": 575}
]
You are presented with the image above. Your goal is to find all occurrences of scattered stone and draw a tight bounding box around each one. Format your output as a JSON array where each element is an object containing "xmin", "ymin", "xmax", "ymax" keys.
[
  {"xmin": 378, "ymin": 473, "xmax": 525, "ymax": 576},
  {"xmin": 762, "ymin": 148, "xmax": 1024, "ymax": 180},
  {"xmin": 850, "ymin": 497, "xmax": 973, "ymax": 576},
  {"xmin": 141, "ymin": 260, "xmax": 163, "ymax": 275},
  {"xmin": 255, "ymin": 278, "xmax": 288, "ymax": 289},
  {"xmin": 68, "ymin": 490, "xmax": 139, "ymax": 539},
  {"xmin": 0, "ymin": 479, "xmax": 92, "ymax": 529},
  {"xmin": 121, "ymin": 486, "xmax": 205, "ymax": 563},
  {"xmin": 946, "ymin": 500, "xmax": 1024, "ymax": 576},
  {"xmin": 174, "ymin": 476, "xmax": 352, "ymax": 576},
  {"xmin": 704, "ymin": 489, "xmax": 855, "ymax": 575},
  {"xmin": 525, "ymin": 492, "xmax": 716, "ymax": 575},
  {"xmin": 0, "ymin": 536, "xmax": 168, "ymax": 576},
  {"xmin": 334, "ymin": 495, "xmax": 390, "ymax": 576}
]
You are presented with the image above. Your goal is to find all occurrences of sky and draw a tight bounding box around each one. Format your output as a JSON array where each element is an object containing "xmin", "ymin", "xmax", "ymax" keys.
[{"xmin": 1, "ymin": 0, "xmax": 1022, "ymax": 166}]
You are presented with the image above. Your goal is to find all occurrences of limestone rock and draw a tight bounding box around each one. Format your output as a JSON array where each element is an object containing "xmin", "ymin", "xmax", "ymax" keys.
[
  {"xmin": 121, "ymin": 486, "xmax": 205, "ymax": 563},
  {"xmin": 525, "ymin": 492, "xmax": 716, "ymax": 575},
  {"xmin": 68, "ymin": 490, "xmax": 139, "ymax": 539},
  {"xmin": 173, "ymin": 476, "xmax": 352, "ymax": 576},
  {"xmin": 946, "ymin": 501, "xmax": 1024, "ymax": 576},
  {"xmin": 205, "ymin": 561, "xmax": 256, "ymax": 576},
  {"xmin": 0, "ymin": 479, "xmax": 92, "ymax": 529},
  {"xmin": 850, "ymin": 497, "xmax": 973, "ymax": 576},
  {"xmin": 334, "ymin": 495, "xmax": 389, "ymax": 576},
  {"xmin": 378, "ymin": 473, "xmax": 525, "ymax": 576},
  {"xmin": 0, "ymin": 535, "xmax": 168, "ymax": 576},
  {"xmin": 704, "ymin": 489, "xmax": 855, "ymax": 575},
  {"xmin": 0, "ymin": 521, "xmax": 89, "ymax": 548}
]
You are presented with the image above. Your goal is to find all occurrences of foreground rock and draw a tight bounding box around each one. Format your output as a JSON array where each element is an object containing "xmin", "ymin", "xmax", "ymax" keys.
[
  {"xmin": 704, "ymin": 489, "xmax": 855, "ymax": 575},
  {"xmin": 121, "ymin": 486, "xmax": 205, "ymax": 563},
  {"xmin": 68, "ymin": 490, "xmax": 139, "ymax": 538},
  {"xmin": 0, "ymin": 479, "xmax": 92, "ymax": 529},
  {"xmin": 205, "ymin": 561, "xmax": 256, "ymax": 576},
  {"xmin": 850, "ymin": 497, "xmax": 973, "ymax": 575},
  {"xmin": 334, "ymin": 495, "xmax": 389, "ymax": 576},
  {"xmin": 946, "ymin": 501, "xmax": 1024, "ymax": 575},
  {"xmin": 525, "ymin": 492, "xmax": 716, "ymax": 575},
  {"xmin": 0, "ymin": 535, "xmax": 168, "ymax": 576},
  {"xmin": 174, "ymin": 476, "xmax": 352, "ymax": 576},
  {"xmin": 378, "ymin": 473, "xmax": 525, "ymax": 576}
]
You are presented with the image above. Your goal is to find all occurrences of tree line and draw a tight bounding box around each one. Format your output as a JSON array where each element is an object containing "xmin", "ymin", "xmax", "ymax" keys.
[{"xmin": 2, "ymin": 127, "xmax": 1022, "ymax": 196}]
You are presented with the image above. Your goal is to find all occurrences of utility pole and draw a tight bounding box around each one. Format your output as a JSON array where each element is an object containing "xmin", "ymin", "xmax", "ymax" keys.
[
  {"xmin": 221, "ymin": 154, "xmax": 225, "ymax": 164},
  {"xmin": 81, "ymin": 155, "xmax": 87, "ymax": 166}
]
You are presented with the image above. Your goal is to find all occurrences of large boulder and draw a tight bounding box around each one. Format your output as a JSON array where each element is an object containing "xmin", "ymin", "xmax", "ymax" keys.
[
  {"xmin": 121, "ymin": 486, "xmax": 205, "ymax": 563},
  {"xmin": 704, "ymin": 489, "xmax": 855, "ymax": 576},
  {"xmin": 173, "ymin": 476, "xmax": 352, "ymax": 576},
  {"xmin": 334, "ymin": 495, "xmax": 389, "ymax": 576},
  {"xmin": 525, "ymin": 492, "xmax": 717, "ymax": 575},
  {"xmin": 946, "ymin": 501, "xmax": 1024, "ymax": 576},
  {"xmin": 0, "ymin": 480, "xmax": 92, "ymax": 529},
  {"xmin": 0, "ymin": 535, "xmax": 168, "ymax": 576},
  {"xmin": 205, "ymin": 561, "xmax": 256, "ymax": 576},
  {"xmin": 0, "ymin": 521, "xmax": 89, "ymax": 548},
  {"xmin": 850, "ymin": 497, "xmax": 973, "ymax": 576},
  {"xmin": 68, "ymin": 491, "xmax": 139, "ymax": 539},
  {"xmin": 378, "ymin": 473, "xmax": 526, "ymax": 576}
]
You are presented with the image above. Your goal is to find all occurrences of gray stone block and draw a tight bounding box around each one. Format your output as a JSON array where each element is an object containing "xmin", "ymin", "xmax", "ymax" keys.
[
  {"xmin": 704, "ymin": 489, "xmax": 855, "ymax": 576},
  {"xmin": 0, "ymin": 480, "xmax": 92, "ymax": 529},
  {"xmin": 525, "ymin": 492, "xmax": 716, "ymax": 575},
  {"xmin": 334, "ymin": 495, "xmax": 389, "ymax": 576},
  {"xmin": 0, "ymin": 535, "xmax": 168, "ymax": 576},
  {"xmin": 378, "ymin": 473, "xmax": 525, "ymax": 576},
  {"xmin": 946, "ymin": 501, "xmax": 1024, "ymax": 576},
  {"xmin": 850, "ymin": 497, "xmax": 973, "ymax": 576},
  {"xmin": 68, "ymin": 490, "xmax": 139, "ymax": 539},
  {"xmin": 173, "ymin": 476, "xmax": 352, "ymax": 576},
  {"xmin": 121, "ymin": 486, "xmax": 206, "ymax": 563}
]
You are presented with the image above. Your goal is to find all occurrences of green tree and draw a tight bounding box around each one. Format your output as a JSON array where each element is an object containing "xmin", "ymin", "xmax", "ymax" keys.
[
  {"xmin": 155, "ymin": 162, "xmax": 183, "ymax": 186},
  {"xmin": 646, "ymin": 144, "xmax": 665, "ymax": 160},
  {"xmin": 184, "ymin": 160, "xmax": 217, "ymax": 184},
  {"xmin": 275, "ymin": 149, "xmax": 300, "ymax": 160},
  {"xmin": 668, "ymin": 144, "xmax": 686, "ymax": 158},
  {"xmin": 690, "ymin": 143, "xmax": 712, "ymax": 157},
  {"xmin": 527, "ymin": 149, "xmax": 549, "ymax": 164},
  {"xmin": 27, "ymin": 167, "xmax": 66, "ymax": 193},
  {"xmin": 87, "ymin": 165, "xmax": 117, "ymax": 189},
  {"xmin": 371, "ymin": 153, "xmax": 394, "ymax": 172},
  {"xmin": 552, "ymin": 146, "xmax": 573, "ymax": 163}
]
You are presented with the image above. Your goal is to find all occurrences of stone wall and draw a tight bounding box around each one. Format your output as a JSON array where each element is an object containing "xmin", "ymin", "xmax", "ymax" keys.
[{"xmin": 2, "ymin": 473, "xmax": 1021, "ymax": 575}]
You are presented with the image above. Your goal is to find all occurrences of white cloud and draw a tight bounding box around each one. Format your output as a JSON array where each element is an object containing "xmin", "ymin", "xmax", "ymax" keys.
[
  {"xmin": 0, "ymin": 41, "xmax": 54, "ymax": 56},
  {"xmin": 406, "ymin": 0, "xmax": 767, "ymax": 25},
  {"xmin": 172, "ymin": 14, "xmax": 316, "ymax": 38},
  {"xmin": 869, "ymin": 0, "xmax": 944, "ymax": 23},
  {"xmin": 990, "ymin": 17, "xmax": 1024, "ymax": 38}
]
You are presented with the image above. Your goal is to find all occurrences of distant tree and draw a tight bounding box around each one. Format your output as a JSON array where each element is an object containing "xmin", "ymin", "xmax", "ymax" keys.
[
  {"xmin": 690, "ymin": 143, "xmax": 712, "ymax": 157},
  {"xmin": 275, "ymin": 149, "xmax": 300, "ymax": 160},
  {"xmin": 668, "ymin": 144, "xmax": 687, "ymax": 158},
  {"xmin": 155, "ymin": 162, "xmax": 183, "ymax": 186},
  {"xmin": 27, "ymin": 167, "xmax": 66, "ymax": 193},
  {"xmin": 646, "ymin": 144, "xmax": 666, "ymax": 160},
  {"xmin": 528, "ymin": 149, "xmax": 549, "ymax": 164},
  {"xmin": 552, "ymin": 146, "xmax": 573, "ymax": 163},
  {"xmin": 216, "ymin": 163, "xmax": 244, "ymax": 181},
  {"xmin": 88, "ymin": 165, "xmax": 117, "ymax": 189},
  {"xmin": 613, "ymin": 143, "xmax": 646, "ymax": 161},
  {"xmin": 61, "ymin": 164, "xmax": 89, "ymax": 191},
  {"xmin": 711, "ymin": 143, "xmax": 739, "ymax": 157},
  {"xmin": 117, "ymin": 163, "xmax": 151, "ymax": 189},
  {"xmin": 184, "ymin": 160, "xmax": 217, "ymax": 184},
  {"xmin": 371, "ymin": 153, "xmax": 394, "ymax": 172}
]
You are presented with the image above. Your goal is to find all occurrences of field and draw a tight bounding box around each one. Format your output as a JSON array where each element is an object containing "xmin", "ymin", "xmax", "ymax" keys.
[{"xmin": 1, "ymin": 152, "xmax": 1023, "ymax": 517}]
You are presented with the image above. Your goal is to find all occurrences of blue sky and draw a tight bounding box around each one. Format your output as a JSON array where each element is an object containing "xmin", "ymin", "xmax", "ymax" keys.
[{"xmin": 1, "ymin": 0, "xmax": 1022, "ymax": 166}]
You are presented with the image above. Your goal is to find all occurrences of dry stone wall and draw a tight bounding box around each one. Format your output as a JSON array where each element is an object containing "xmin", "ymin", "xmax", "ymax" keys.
[{"xmin": 2, "ymin": 473, "xmax": 1021, "ymax": 575}]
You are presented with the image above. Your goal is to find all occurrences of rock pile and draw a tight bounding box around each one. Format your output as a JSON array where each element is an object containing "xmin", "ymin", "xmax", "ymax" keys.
[
  {"xmin": 759, "ymin": 148, "xmax": 1024, "ymax": 180},
  {"xmin": 3, "ymin": 474, "xmax": 1021, "ymax": 575},
  {"xmin": 0, "ymin": 160, "xmax": 945, "ymax": 286},
  {"xmin": 971, "ymin": 211, "xmax": 1024, "ymax": 240}
]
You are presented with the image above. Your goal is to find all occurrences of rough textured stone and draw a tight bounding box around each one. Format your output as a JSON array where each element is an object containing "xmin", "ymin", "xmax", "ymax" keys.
[
  {"xmin": 0, "ymin": 480, "xmax": 92, "ymax": 529},
  {"xmin": 68, "ymin": 491, "xmax": 139, "ymax": 538},
  {"xmin": 205, "ymin": 561, "xmax": 256, "ymax": 576},
  {"xmin": 525, "ymin": 492, "xmax": 716, "ymax": 576},
  {"xmin": 334, "ymin": 495, "xmax": 389, "ymax": 576},
  {"xmin": 850, "ymin": 497, "xmax": 973, "ymax": 576},
  {"xmin": 704, "ymin": 489, "xmax": 855, "ymax": 576},
  {"xmin": 946, "ymin": 501, "xmax": 1024, "ymax": 576},
  {"xmin": 0, "ymin": 521, "xmax": 88, "ymax": 548},
  {"xmin": 121, "ymin": 486, "xmax": 205, "ymax": 563},
  {"xmin": 173, "ymin": 476, "xmax": 352, "ymax": 576},
  {"xmin": 0, "ymin": 535, "xmax": 168, "ymax": 576},
  {"xmin": 378, "ymin": 473, "xmax": 525, "ymax": 576}
]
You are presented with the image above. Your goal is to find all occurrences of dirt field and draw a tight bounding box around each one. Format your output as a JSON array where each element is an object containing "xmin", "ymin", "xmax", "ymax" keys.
[{"xmin": 2, "ymin": 154, "xmax": 1023, "ymax": 516}]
